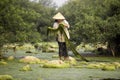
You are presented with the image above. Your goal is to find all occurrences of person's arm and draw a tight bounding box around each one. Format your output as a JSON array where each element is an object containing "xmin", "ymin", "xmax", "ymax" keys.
[
  {"xmin": 53, "ymin": 22, "xmax": 58, "ymax": 29},
  {"xmin": 62, "ymin": 20, "xmax": 70, "ymax": 28}
]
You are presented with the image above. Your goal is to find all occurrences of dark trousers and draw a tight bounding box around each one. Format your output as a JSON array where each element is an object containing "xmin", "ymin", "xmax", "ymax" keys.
[{"xmin": 58, "ymin": 42, "xmax": 68, "ymax": 58}]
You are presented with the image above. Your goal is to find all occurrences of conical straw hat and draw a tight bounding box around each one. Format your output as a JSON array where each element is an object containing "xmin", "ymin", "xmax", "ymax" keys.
[{"xmin": 53, "ymin": 12, "xmax": 65, "ymax": 19}]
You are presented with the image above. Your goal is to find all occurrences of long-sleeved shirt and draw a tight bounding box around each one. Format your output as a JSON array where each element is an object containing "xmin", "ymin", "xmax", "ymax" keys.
[{"xmin": 53, "ymin": 20, "xmax": 70, "ymax": 42}]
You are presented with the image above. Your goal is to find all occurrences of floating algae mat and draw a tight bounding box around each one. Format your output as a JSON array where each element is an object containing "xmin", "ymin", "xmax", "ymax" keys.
[
  {"xmin": 43, "ymin": 56, "xmax": 77, "ymax": 68},
  {"xmin": 74, "ymin": 61, "xmax": 120, "ymax": 71},
  {"xmin": 0, "ymin": 61, "xmax": 7, "ymax": 65},
  {"xmin": 43, "ymin": 60, "xmax": 70, "ymax": 68},
  {"xmin": 19, "ymin": 65, "xmax": 32, "ymax": 71},
  {"xmin": 19, "ymin": 56, "xmax": 48, "ymax": 64},
  {"xmin": 0, "ymin": 75, "xmax": 14, "ymax": 80}
]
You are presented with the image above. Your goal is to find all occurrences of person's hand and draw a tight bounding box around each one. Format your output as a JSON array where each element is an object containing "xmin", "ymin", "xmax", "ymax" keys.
[{"xmin": 61, "ymin": 22, "xmax": 68, "ymax": 28}]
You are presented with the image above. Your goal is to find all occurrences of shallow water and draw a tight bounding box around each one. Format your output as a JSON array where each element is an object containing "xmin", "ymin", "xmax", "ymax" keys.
[
  {"xmin": 1, "ymin": 50, "xmax": 120, "ymax": 80},
  {"xmin": 101, "ymin": 78, "xmax": 120, "ymax": 80}
]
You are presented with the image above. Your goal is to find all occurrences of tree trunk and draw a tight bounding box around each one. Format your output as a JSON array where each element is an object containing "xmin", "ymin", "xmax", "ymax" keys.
[
  {"xmin": 111, "ymin": 48, "xmax": 115, "ymax": 57},
  {"xmin": 108, "ymin": 42, "xmax": 120, "ymax": 57},
  {"xmin": 0, "ymin": 48, "xmax": 3, "ymax": 59}
]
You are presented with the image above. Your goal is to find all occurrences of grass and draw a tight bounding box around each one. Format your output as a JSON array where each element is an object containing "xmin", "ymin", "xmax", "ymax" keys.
[{"xmin": 0, "ymin": 50, "xmax": 120, "ymax": 80}]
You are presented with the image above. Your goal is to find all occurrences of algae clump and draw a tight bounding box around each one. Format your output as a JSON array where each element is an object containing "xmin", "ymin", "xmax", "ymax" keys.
[
  {"xmin": 19, "ymin": 56, "xmax": 48, "ymax": 64},
  {"xmin": 102, "ymin": 65, "xmax": 116, "ymax": 71},
  {"xmin": 86, "ymin": 63, "xmax": 104, "ymax": 69},
  {"xmin": 43, "ymin": 60, "xmax": 70, "ymax": 68},
  {"xmin": 112, "ymin": 62, "xmax": 120, "ymax": 69},
  {"xmin": 19, "ymin": 65, "xmax": 32, "ymax": 71},
  {"xmin": 52, "ymin": 55, "xmax": 59, "ymax": 58},
  {"xmin": 65, "ymin": 56, "xmax": 77, "ymax": 65},
  {"xmin": 19, "ymin": 56, "xmax": 41, "ymax": 64},
  {"xmin": 0, "ymin": 75, "xmax": 13, "ymax": 80},
  {"xmin": 7, "ymin": 56, "xmax": 14, "ymax": 61},
  {"xmin": 0, "ymin": 61, "xmax": 7, "ymax": 65}
]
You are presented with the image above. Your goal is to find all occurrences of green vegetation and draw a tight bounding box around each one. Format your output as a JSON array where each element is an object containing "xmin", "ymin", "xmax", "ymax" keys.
[
  {"xmin": 0, "ymin": 0, "xmax": 120, "ymax": 79},
  {"xmin": 0, "ymin": 0, "xmax": 56, "ymax": 57},
  {"xmin": 19, "ymin": 65, "xmax": 32, "ymax": 71},
  {"xmin": 43, "ymin": 60, "xmax": 70, "ymax": 68},
  {"xmin": 59, "ymin": 0, "xmax": 120, "ymax": 56},
  {"xmin": 0, "ymin": 0, "xmax": 120, "ymax": 57},
  {"xmin": 0, "ymin": 75, "xmax": 13, "ymax": 80}
]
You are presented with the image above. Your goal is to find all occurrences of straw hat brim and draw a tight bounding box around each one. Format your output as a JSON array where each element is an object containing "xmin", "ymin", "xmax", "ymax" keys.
[{"xmin": 53, "ymin": 12, "xmax": 65, "ymax": 19}]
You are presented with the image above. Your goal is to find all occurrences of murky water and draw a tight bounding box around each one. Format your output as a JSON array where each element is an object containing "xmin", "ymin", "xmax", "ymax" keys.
[{"xmin": 101, "ymin": 78, "xmax": 120, "ymax": 80}]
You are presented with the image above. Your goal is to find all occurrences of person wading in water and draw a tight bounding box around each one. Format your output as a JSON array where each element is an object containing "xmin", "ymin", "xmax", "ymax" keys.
[{"xmin": 53, "ymin": 12, "xmax": 70, "ymax": 60}]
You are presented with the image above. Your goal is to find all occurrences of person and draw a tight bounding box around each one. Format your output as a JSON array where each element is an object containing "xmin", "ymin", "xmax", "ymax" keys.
[{"xmin": 53, "ymin": 12, "xmax": 70, "ymax": 60}]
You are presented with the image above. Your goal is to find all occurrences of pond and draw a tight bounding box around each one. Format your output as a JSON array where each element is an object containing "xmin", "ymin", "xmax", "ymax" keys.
[{"xmin": 0, "ymin": 50, "xmax": 120, "ymax": 80}]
